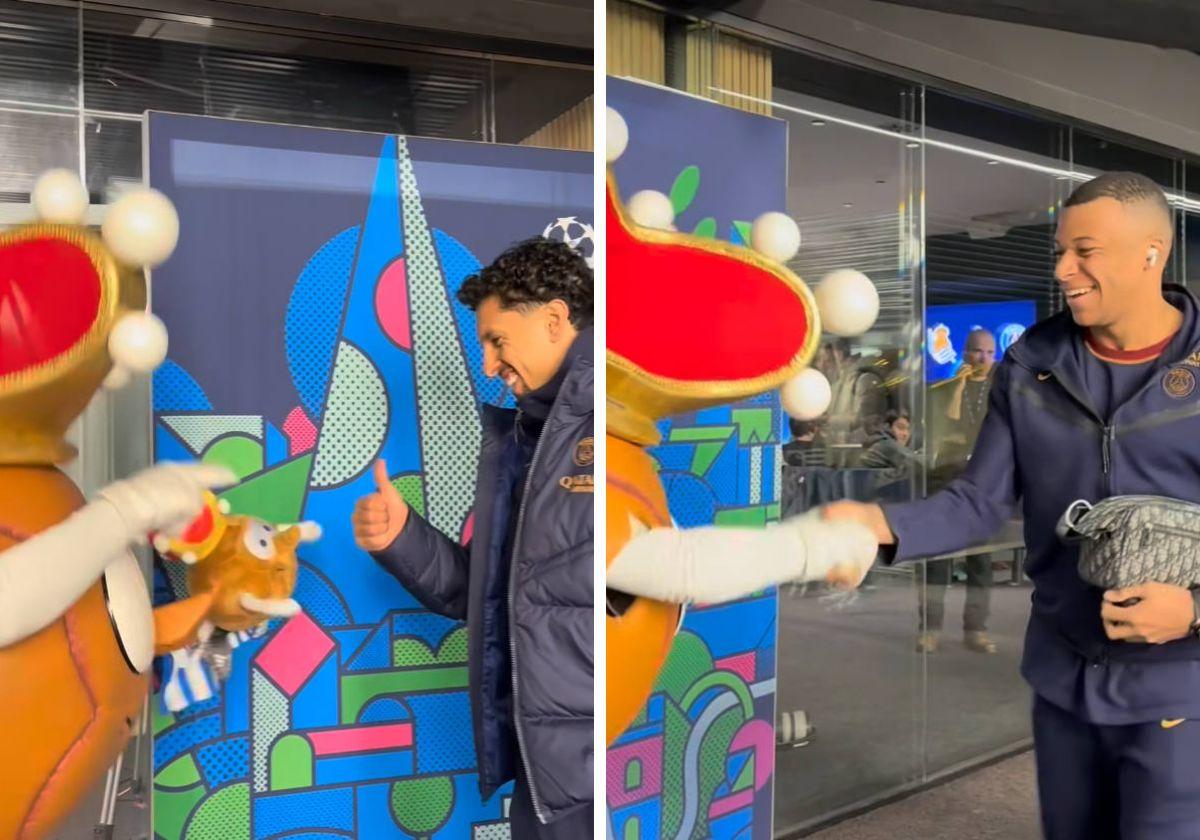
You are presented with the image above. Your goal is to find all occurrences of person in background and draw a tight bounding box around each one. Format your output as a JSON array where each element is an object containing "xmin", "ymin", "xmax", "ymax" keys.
[{"xmin": 917, "ymin": 328, "xmax": 1001, "ymax": 654}]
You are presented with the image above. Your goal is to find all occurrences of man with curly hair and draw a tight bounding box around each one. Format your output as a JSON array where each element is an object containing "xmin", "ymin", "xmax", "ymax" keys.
[{"xmin": 352, "ymin": 238, "xmax": 593, "ymax": 838}]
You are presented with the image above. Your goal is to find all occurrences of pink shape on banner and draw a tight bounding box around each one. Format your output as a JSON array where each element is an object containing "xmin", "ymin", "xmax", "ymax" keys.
[
  {"xmin": 714, "ymin": 652, "xmax": 756, "ymax": 683},
  {"xmin": 709, "ymin": 788, "xmax": 754, "ymax": 819},
  {"xmin": 605, "ymin": 735, "xmax": 663, "ymax": 807},
  {"xmin": 375, "ymin": 258, "xmax": 411, "ymax": 349},
  {"xmin": 730, "ymin": 718, "xmax": 775, "ymax": 789},
  {"xmin": 283, "ymin": 406, "xmax": 318, "ymax": 455},
  {"xmin": 460, "ymin": 512, "xmax": 475, "ymax": 546},
  {"xmin": 308, "ymin": 722, "xmax": 413, "ymax": 756},
  {"xmin": 255, "ymin": 612, "xmax": 334, "ymax": 696}
]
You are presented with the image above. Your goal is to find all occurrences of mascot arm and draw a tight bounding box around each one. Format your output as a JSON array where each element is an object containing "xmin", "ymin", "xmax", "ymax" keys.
[
  {"xmin": 607, "ymin": 514, "xmax": 878, "ymax": 604},
  {"xmin": 0, "ymin": 462, "xmax": 234, "ymax": 648},
  {"xmin": 0, "ymin": 500, "xmax": 134, "ymax": 646}
]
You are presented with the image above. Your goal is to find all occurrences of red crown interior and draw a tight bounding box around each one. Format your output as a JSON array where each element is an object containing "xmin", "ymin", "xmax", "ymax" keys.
[
  {"xmin": 0, "ymin": 238, "xmax": 102, "ymax": 377},
  {"xmin": 607, "ymin": 187, "xmax": 811, "ymax": 382}
]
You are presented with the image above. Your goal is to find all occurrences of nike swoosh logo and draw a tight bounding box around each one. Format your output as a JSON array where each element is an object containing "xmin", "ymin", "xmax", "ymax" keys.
[
  {"xmin": 1162, "ymin": 718, "xmax": 1186, "ymax": 729},
  {"xmin": 1037, "ymin": 372, "xmax": 1052, "ymax": 381}
]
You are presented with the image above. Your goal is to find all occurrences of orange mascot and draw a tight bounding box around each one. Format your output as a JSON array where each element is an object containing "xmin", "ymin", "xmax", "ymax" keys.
[
  {"xmin": 605, "ymin": 171, "xmax": 825, "ymax": 745},
  {"xmin": 0, "ymin": 170, "xmax": 307, "ymax": 839}
]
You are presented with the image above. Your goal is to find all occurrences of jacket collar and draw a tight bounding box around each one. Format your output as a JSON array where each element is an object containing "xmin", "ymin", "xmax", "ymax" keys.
[{"xmin": 1006, "ymin": 284, "xmax": 1200, "ymax": 378}]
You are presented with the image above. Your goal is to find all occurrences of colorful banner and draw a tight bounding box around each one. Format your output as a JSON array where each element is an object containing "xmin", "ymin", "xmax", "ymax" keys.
[
  {"xmin": 148, "ymin": 112, "xmax": 591, "ymax": 840},
  {"xmin": 606, "ymin": 77, "xmax": 788, "ymax": 840}
]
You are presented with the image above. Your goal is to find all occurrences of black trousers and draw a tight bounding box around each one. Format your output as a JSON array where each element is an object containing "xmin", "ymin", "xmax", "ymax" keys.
[{"xmin": 917, "ymin": 554, "xmax": 994, "ymax": 632}]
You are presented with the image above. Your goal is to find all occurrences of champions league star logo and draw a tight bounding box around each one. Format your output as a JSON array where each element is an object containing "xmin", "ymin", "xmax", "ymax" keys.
[{"xmin": 542, "ymin": 216, "xmax": 595, "ymax": 267}]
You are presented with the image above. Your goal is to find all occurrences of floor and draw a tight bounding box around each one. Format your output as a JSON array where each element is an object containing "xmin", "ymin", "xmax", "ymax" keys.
[
  {"xmin": 807, "ymin": 750, "xmax": 1040, "ymax": 840},
  {"xmin": 773, "ymin": 560, "xmax": 1036, "ymax": 834}
]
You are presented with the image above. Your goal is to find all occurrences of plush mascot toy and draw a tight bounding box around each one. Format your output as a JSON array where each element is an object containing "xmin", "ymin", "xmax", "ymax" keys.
[
  {"xmin": 0, "ymin": 169, "xmax": 308, "ymax": 839},
  {"xmin": 604, "ymin": 109, "xmax": 880, "ymax": 746}
]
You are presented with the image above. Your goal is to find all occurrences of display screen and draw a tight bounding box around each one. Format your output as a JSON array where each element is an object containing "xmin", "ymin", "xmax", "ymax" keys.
[{"xmin": 925, "ymin": 299, "xmax": 1038, "ymax": 382}]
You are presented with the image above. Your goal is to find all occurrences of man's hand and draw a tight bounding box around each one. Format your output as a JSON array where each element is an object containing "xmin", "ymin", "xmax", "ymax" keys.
[
  {"xmin": 1101, "ymin": 583, "xmax": 1195, "ymax": 644},
  {"xmin": 820, "ymin": 520, "xmax": 878, "ymax": 590},
  {"xmin": 352, "ymin": 460, "xmax": 409, "ymax": 552},
  {"xmin": 822, "ymin": 500, "xmax": 896, "ymax": 545}
]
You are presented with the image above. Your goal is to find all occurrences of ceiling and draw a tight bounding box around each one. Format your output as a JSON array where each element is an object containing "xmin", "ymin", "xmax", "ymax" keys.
[
  {"xmin": 672, "ymin": 0, "xmax": 1200, "ymax": 51},
  {"xmin": 85, "ymin": 0, "xmax": 594, "ymax": 61}
]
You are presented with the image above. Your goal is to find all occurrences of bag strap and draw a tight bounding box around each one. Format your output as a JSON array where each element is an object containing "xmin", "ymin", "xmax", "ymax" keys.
[{"xmin": 1056, "ymin": 499, "xmax": 1093, "ymax": 543}]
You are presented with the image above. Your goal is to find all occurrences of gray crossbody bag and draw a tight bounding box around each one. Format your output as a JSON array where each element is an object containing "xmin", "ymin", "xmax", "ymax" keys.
[{"xmin": 1057, "ymin": 495, "xmax": 1200, "ymax": 590}]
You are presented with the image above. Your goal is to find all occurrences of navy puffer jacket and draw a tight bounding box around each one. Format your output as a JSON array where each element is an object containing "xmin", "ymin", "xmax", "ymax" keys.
[{"xmin": 372, "ymin": 338, "xmax": 593, "ymax": 824}]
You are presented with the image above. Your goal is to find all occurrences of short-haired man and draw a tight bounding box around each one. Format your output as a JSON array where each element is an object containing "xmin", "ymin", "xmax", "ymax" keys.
[
  {"xmin": 352, "ymin": 238, "xmax": 593, "ymax": 838},
  {"xmin": 826, "ymin": 172, "xmax": 1200, "ymax": 838}
]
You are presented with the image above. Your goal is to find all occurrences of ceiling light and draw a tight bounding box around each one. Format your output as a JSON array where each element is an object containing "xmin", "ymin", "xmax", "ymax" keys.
[
  {"xmin": 987, "ymin": 159, "xmax": 1000, "ymax": 165},
  {"xmin": 708, "ymin": 86, "xmax": 1200, "ymax": 212},
  {"xmin": 811, "ymin": 119, "xmax": 826, "ymax": 126},
  {"xmin": 843, "ymin": 202, "xmax": 854, "ymax": 208},
  {"xmin": 906, "ymin": 141, "xmax": 920, "ymax": 148}
]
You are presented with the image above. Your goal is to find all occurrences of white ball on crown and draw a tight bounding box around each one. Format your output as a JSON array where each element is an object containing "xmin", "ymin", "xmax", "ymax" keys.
[
  {"xmin": 108, "ymin": 311, "xmax": 169, "ymax": 374},
  {"xmin": 606, "ymin": 107, "xmax": 629, "ymax": 163},
  {"xmin": 816, "ymin": 269, "xmax": 879, "ymax": 336},
  {"xmin": 781, "ymin": 369, "xmax": 832, "ymax": 420},
  {"xmin": 750, "ymin": 211, "xmax": 801, "ymax": 263},
  {"xmin": 627, "ymin": 190, "xmax": 674, "ymax": 230},
  {"xmin": 32, "ymin": 169, "xmax": 89, "ymax": 225},
  {"xmin": 102, "ymin": 188, "xmax": 180, "ymax": 267}
]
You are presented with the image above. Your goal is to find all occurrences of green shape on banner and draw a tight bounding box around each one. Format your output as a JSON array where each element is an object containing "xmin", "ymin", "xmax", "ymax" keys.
[
  {"xmin": 670, "ymin": 165, "xmax": 700, "ymax": 214},
  {"xmin": 732, "ymin": 220, "xmax": 752, "ymax": 243},
  {"xmin": 392, "ymin": 474, "xmax": 426, "ymax": 518},
  {"xmin": 625, "ymin": 758, "xmax": 643, "ymax": 790},
  {"xmin": 202, "ymin": 435, "xmax": 263, "ymax": 481},
  {"xmin": 438, "ymin": 626, "xmax": 468, "ymax": 662},
  {"xmin": 153, "ymin": 784, "xmax": 205, "ymax": 840},
  {"xmin": 654, "ymin": 631, "xmax": 714, "ymax": 704},
  {"xmin": 342, "ymin": 667, "xmax": 468, "ymax": 723},
  {"xmin": 681, "ymin": 671, "xmax": 754, "ymax": 718},
  {"xmin": 714, "ymin": 505, "xmax": 770, "ymax": 528},
  {"xmin": 697, "ymin": 707, "xmax": 744, "ymax": 839},
  {"xmin": 391, "ymin": 776, "xmax": 455, "ymax": 838},
  {"xmin": 269, "ymin": 734, "xmax": 313, "ymax": 790},
  {"xmin": 152, "ymin": 700, "xmax": 176, "ymax": 736},
  {"xmin": 219, "ymin": 454, "xmax": 313, "ymax": 522},
  {"xmin": 668, "ymin": 425, "xmax": 735, "ymax": 443},
  {"xmin": 623, "ymin": 817, "xmax": 642, "ymax": 840},
  {"xmin": 732, "ymin": 752, "xmax": 755, "ymax": 792},
  {"xmin": 690, "ymin": 441, "xmax": 727, "ymax": 476},
  {"xmin": 394, "ymin": 638, "xmax": 437, "ymax": 667},
  {"xmin": 768, "ymin": 501, "xmax": 781, "ymax": 522},
  {"xmin": 732, "ymin": 408, "xmax": 773, "ymax": 444},
  {"xmin": 156, "ymin": 753, "xmax": 201, "ymax": 789},
  {"xmin": 393, "ymin": 627, "xmax": 467, "ymax": 667},
  {"xmin": 661, "ymin": 700, "xmax": 690, "ymax": 837},
  {"xmin": 692, "ymin": 216, "xmax": 717, "ymax": 238},
  {"xmin": 184, "ymin": 782, "xmax": 250, "ymax": 840}
]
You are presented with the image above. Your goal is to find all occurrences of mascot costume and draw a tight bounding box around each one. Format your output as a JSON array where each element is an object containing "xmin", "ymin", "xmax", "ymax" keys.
[
  {"xmin": 604, "ymin": 108, "xmax": 882, "ymax": 745},
  {"xmin": 0, "ymin": 169, "xmax": 313, "ymax": 839}
]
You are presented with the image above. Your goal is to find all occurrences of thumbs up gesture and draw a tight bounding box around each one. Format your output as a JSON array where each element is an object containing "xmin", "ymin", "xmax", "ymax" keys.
[{"xmin": 352, "ymin": 460, "xmax": 410, "ymax": 552}]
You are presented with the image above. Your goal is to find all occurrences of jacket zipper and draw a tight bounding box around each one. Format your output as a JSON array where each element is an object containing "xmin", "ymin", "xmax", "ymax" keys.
[
  {"xmin": 508, "ymin": 404, "xmax": 550, "ymax": 823},
  {"xmin": 1045, "ymin": 370, "xmax": 1113, "ymax": 485}
]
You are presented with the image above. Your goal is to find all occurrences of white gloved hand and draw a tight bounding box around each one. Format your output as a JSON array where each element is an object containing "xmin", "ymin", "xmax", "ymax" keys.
[
  {"xmin": 781, "ymin": 517, "xmax": 878, "ymax": 589},
  {"xmin": 96, "ymin": 462, "xmax": 237, "ymax": 542}
]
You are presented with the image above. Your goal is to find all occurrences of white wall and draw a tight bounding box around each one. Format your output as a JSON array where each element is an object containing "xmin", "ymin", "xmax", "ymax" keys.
[{"xmin": 721, "ymin": 0, "xmax": 1200, "ymax": 157}]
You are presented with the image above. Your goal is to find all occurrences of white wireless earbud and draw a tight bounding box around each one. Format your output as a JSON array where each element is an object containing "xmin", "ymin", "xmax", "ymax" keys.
[{"xmin": 1148, "ymin": 248, "xmax": 1159, "ymax": 267}]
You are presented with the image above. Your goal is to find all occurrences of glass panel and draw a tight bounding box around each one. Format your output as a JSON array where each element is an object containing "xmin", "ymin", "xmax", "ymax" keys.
[
  {"xmin": 770, "ymin": 47, "xmax": 926, "ymax": 832},
  {"xmin": 919, "ymin": 95, "xmax": 1064, "ymax": 777},
  {"xmin": 0, "ymin": 109, "xmax": 77, "ymax": 207},
  {"xmin": 0, "ymin": 0, "xmax": 78, "ymax": 109},
  {"xmin": 493, "ymin": 59, "xmax": 592, "ymax": 148},
  {"xmin": 82, "ymin": 9, "xmax": 489, "ymax": 139}
]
